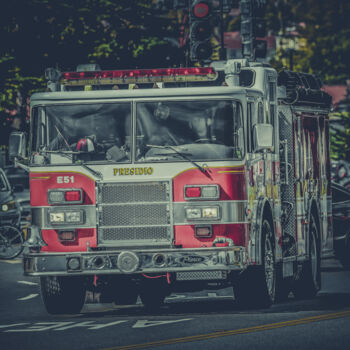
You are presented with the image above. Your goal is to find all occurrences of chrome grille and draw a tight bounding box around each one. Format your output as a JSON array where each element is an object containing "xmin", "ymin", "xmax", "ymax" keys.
[
  {"xmin": 98, "ymin": 181, "xmax": 171, "ymax": 246},
  {"xmin": 101, "ymin": 204, "xmax": 168, "ymax": 226},
  {"xmin": 101, "ymin": 182, "xmax": 168, "ymax": 203},
  {"xmin": 176, "ymin": 271, "xmax": 227, "ymax": 281},
  {"xmin": 102, "ymin": 227, "xmax": 170, "ymax": 241}
]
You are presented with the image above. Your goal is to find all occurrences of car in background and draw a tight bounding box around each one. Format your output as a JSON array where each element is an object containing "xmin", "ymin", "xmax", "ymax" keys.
[
  {"xmin": 332, "ymin": 182, "xmax": 350, "ymax": 269},
  {"xmin": 0, "ymin": 168, "xmax": 21, "ymax": 226},
  {"xmin": 3, "ymin": 166, "xmax": 30, "ymax": 226}
]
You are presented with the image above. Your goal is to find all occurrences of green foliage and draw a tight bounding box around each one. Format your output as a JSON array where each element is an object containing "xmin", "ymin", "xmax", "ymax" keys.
[
  {"xmin": 267, "ymin": 0, "xmax": 350, "ymax": 84},
  {"xmin": 330, "ymin": 112, "xmax": 350, "ymax": 161},
  {"xmin": 0, "ymin": 0, "xmax": 183, "ymax": 111}
]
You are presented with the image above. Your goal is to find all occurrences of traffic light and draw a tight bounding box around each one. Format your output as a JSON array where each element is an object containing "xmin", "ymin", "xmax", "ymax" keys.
[
  {"xmin": 252, "ymin": 0, "xmax": 266, "ymax": 38},
  {"xmin": 190, "ymin": 0, "xmax": 213, "ymax": 61},
  {"xmin": 240, "ymin": 0, "xmax": 267, "ymax": 60}
]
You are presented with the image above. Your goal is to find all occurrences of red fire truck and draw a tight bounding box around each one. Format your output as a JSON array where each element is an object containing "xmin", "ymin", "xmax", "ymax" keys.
[{"xmin": 11, "ymin": 59, "xmax": 333, "ymax": 314}]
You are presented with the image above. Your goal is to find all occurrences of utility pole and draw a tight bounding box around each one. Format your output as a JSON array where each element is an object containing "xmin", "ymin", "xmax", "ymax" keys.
[{"xmin": 240, "ymin": 0, "xmax": 267, "ymax": 61}]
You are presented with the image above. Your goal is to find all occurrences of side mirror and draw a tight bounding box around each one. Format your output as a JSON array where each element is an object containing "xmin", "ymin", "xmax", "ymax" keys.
[
  {"xmin": 9, "ymin": 132, "xmax": 27, "ymax": 160},
  {"xmin": 253, "ymin": 124, "xmax": 274, "ymax": 152}
]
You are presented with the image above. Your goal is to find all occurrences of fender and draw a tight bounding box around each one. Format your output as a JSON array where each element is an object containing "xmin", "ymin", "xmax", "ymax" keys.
[
  {"xmin": 305, "ymin": 197, "xmax": 321, "ymax": 260},
  {"xmin": 249, "ymin": 197, "xmax": 275, "ymax": 265}
]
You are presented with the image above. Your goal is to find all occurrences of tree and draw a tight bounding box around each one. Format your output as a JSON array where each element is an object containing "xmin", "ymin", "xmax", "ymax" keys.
[
  {"xmin": 266, "ymin": 0, "xmax": 350, "ymax": 85},
  {"xmin": 0, "ymin": 0, "xmax": 183, "ymax": 112}
]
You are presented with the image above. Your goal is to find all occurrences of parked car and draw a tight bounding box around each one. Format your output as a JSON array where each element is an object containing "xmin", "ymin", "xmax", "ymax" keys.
[
  {"xmin": 332, "ymin": 182, "xmax": 350, "ymax": 269},
  {"xmin": 4, "ymin": 166, "xmax": 30, "ymax": 225},
  {"xmin": 0, "ymin": 168, "xmax": 21, "ymax": 226}
]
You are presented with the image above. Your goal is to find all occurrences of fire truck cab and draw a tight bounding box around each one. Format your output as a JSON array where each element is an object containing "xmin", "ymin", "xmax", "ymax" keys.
[{"xmin": 14, "ymin": 59, "xmax": 333, "ymax": 314}]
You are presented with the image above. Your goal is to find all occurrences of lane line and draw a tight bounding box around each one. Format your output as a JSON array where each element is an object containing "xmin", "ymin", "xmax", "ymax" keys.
[
  {"xmin": 17, "ymin": 294, "xmax": 39, "ymax": 301},
  {"xmin": 0, "ymin": 259, "xmax": 21, "ymax": 264},
  {"xmin": 17, "ymin": 281, "xmax": 38, "ymax": 286},
  {"xmin": 102, "ymin": 309, "xmax": 350, "ymax": 350}
]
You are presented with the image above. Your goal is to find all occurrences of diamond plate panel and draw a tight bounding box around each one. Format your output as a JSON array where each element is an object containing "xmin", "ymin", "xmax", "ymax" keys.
[
  {"xmin": 176, "ymin": 271, "xmax": 227, "ymax": 281},
  {"xmin": 98, "ymin": 181, "xmax": 171, "ymax": 245},
  {"xmin": 101, "ymin": 204, "xmax": 168, "ymax": 226},
  {"xmin": 101, "ymin": 182, "xmax": 168, "ymax": 203},
  {"xmin": 101, "ymin": 226, "xmax": 169, "ymax": 241}
]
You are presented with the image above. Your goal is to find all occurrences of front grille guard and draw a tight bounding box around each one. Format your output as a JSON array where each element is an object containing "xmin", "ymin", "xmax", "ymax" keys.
[{"xmin": 96, "ymin": 181, "xmax": 173, "ymax": 247}]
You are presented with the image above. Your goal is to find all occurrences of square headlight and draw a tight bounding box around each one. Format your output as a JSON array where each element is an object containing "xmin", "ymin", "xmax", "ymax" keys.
[
  {"xmin": 66, "ymin": 211, "xmax": 82, "ymax": 223},
  {"xmin": 48, "ymin": 191, "xmax": 65, "ymax": 204},
  {"xmin": 202, "ymin": 207, "xmax": 219, "ymax": 219},
  {"xmin": 49, "ymin": 212, "xmax": 65, "ymax": 223},
  {"xmin": 185, "ymin": 208, "xmax": 202, "ymax": 219}
]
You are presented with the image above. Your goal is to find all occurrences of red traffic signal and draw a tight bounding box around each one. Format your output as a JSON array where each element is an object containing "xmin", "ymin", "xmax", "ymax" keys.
[{"xmin": 191, "ymin": 1, "xmax": 211, "ymax": 19}]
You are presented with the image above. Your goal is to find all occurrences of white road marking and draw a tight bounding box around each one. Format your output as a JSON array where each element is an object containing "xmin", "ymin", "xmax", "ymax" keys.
[
  {"xmin": 2, "ymin": 319, "xmax": 192, "ymax": 332},
  {"xmin": 17, "ymin": 280, "xmax": 38, "ymax": 286},
  {"xmin": 132, "ymin": 319, "xmax": 192, "ymax": 328},
  {"xmin": 0, "ymin": 323, "xmax": 28, "ymax": 329},
  {"xmin": 166, "ymin": 294, "xmax": 186, "ymax": 300},
  {"xmin": 55, "ymin": 320, "xmax": 128, "ymax": 331},
  {"xmin": 208, "ymin": 293, "xmax": 217, "ymax": 297},
  {"xmin": 0, "ymin": 259, "xmax": 21, "ymax": 264},
  {"xmin": 17, "ymin": 293, "xmax": 39, "ymax": 301},
  {"xmin": 6, "ymin": 322, "xmax": 74, "ymax": 332}
]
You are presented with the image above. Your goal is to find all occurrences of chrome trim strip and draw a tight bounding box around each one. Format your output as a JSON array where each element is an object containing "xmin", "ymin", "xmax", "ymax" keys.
[
  {"xmin": 32, "ymin": 205, "xmax": 96, "ymax": 229},
  {"xmin": 23, "ymin": 246, "xmax": 247, "ymax": 276},
  {"xmin": 173, "ymin": 200, "xmax": 247, "ymax": 225}
]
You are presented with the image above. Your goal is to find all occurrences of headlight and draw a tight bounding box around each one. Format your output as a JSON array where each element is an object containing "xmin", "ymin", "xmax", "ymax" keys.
[
  {"xmin": 185, "ymin": 206, "xmax": 220, "ymax": 220},
  {"xmin": 66, "ymin": 211, "xmax": 82, "ymax": 223},
  {"xmin": 48, "ymin": 191, "xmax": 65, "ymax": 203},
  {"xmin": 184, "ymin": 185, "xmax": 220, "ymax": 200},
  {"xmin": 1, "ymin": 201, "xmax": 16, "ymax": 212},
  {"xmin": 185, "ymin": 208, "xmax": 202, "ymax": 219},
  {"xmin": 202, "ymin": 207, "xmax": 219, "ymax": 218},
  {"xmin": 49, "ymin": 212, "xmax": 65, "ymax": 223},
  {"xmin": 49, "ymin": 210, "xmax": 84, "ymax": 225}
]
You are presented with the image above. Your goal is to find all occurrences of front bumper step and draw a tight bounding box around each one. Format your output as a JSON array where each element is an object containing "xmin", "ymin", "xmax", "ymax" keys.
[{"xmin": 23, "ymin": 246, "xmax": 246, "ymax": 276}]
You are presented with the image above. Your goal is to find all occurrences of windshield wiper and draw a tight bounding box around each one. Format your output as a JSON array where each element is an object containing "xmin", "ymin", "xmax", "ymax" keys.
[
  {"xmin": 39, "ymin": 149, "xmax": 103, "ymax": 180},
  {"xmin": 146, "ymin": 144, "xmax": 210, "ymax": 175}
]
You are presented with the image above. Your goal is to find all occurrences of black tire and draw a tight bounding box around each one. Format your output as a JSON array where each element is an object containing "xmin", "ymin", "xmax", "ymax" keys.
[
  {"xmin": 40, "ymin": 276, "xmax": 86, "ymax": 314},
  {"xmin": 337, "ymin": 239, "xmax": 350, "ymax": 270},
  {"xmin": 292, "ymin": 214, "xmax": 321, "ymax": 299},
  {"xmin": 334, "ymin": 237, "xmax": 350, "ymax": 270},
  {"xmin": 0, "ymin": 225, "xmax": 24, "ymax": 260},
  {"xmin": 234, "ymin": 219, "xmax": 276, "ymax": 308},
  {"xmin": 139, "ymin": 279, "xmax": 169, "ymax": 310}
]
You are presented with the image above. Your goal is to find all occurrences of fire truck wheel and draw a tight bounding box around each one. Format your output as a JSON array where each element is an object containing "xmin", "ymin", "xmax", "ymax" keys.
[
  {"xmin": 139, "ymin": 279, "xmax": 168, "ymax": 310},
  {"xmin": 292, "ymin": 214, "xmax": 321, "ymax": 299},
  {"xmin": 234, "ymin": 219, "xmax": 276, "ymax": 308},
  {"xmin": 40, "ymin": 276, "xmax": 86, "ymax": 315}
]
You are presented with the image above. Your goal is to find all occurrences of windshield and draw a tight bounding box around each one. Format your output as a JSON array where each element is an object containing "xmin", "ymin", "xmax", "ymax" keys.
[
  {"xmin": 136, "ymin": 100, "xmax": 244, "ymax": 162},
  {"xmin": 31, "ymin": 99, "xmax": 244, "ymax": 164},
  {"xmin": 32, "ymin": 103, "xmax": 132, "ymax": 163}
]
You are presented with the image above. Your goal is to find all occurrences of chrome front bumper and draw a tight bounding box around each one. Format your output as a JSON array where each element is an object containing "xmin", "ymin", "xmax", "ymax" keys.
[{"xmin": 23, "ymin": 246, "xmax": 247, "ymax": 276}]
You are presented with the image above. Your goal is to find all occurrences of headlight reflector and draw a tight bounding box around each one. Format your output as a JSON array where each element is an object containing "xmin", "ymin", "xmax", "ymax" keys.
[
  {"xmin": 49, "ymin": 210, "xmax": 84, "ymax": 225},
  {"xmin": 201, "ymin": 186, "xmax": 218, "ymax": 198},
  {"xmin": 202, "ymin": 207, "xmax": 219, "ymax": 218},
  {"xmin": 66, "ymin": 211, "xmax": 82, "ymax": 223},
  {"xmin": 185, "ymin": 208, "xmax": 202, "ymax": 219},
  {"xmin": 185, "ymin": 206, "xmax": 220, "ymax": 220},
  {"xmin": 49, "ymin": 212, "xmax": 65, "ymax": 223},
  {"xmin": 48, "ymin": 191, "xmax": 65, "ymax": 203}
]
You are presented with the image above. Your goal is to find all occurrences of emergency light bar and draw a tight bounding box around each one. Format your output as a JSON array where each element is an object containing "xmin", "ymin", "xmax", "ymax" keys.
[{"xmin": 61, "ymin": 67, "xmax": 218, "ymax": 86}]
